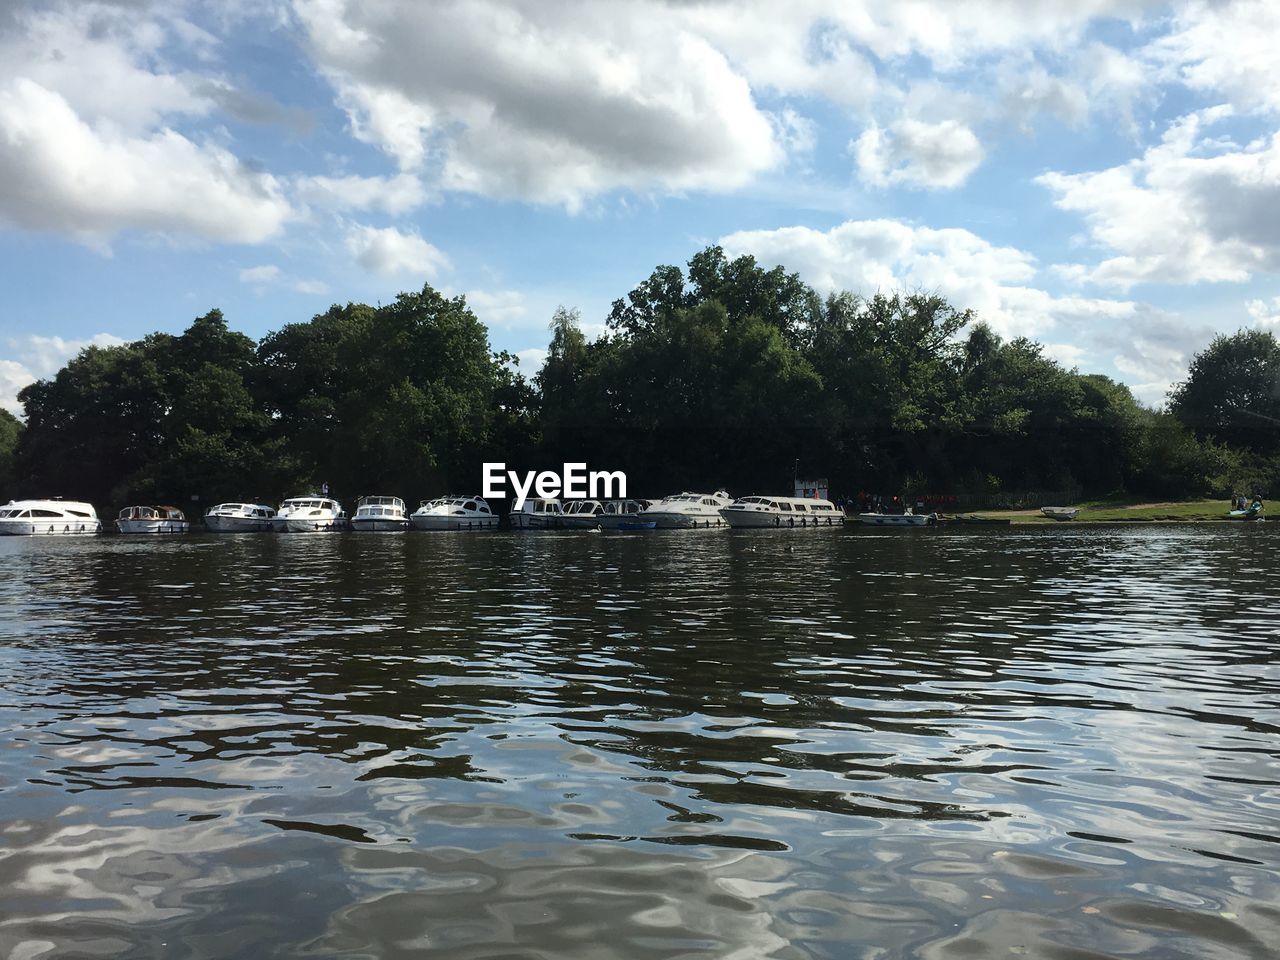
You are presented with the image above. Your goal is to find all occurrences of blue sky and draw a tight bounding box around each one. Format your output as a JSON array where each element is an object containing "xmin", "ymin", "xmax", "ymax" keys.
[{"xmin": 3, "ymin": 0, "xmax": 1280, "ymax": 414}]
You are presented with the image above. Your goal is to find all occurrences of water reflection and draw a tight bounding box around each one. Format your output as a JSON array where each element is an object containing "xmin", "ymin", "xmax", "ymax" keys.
[{"xmin": 1, "ymin": 526, "xmax": 1278, "ymax": 958}]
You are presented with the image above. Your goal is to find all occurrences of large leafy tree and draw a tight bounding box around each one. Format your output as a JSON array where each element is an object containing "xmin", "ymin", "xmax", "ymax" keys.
[
  {"xmin": 0, "ymin": 409, "xmax": 21, "ymax": 496},
  {"xmin": 1169, "ymin": 329, "xmax": 1280, "ymax": 453}
]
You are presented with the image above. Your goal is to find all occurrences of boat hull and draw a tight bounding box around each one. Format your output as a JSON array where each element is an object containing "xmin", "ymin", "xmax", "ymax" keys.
[
  {"xmin": 1040, "ymin": 507, "xmax": 1079, "ymax": 521},
  {"xmin": 205, "ymin": 515, "xmax": 273, "ymax": 533},
  {"xmin": 116, "ymin": 520, "xmax": 190, "ymax": 534},
  {"xmin": 722, "ymin": 510, "xmax": 843, "ymax": 529},
  {"xmin": 274, "ymin": 518, "xmax": 347, "ymax": 533},
  {"xmin": 597, "ymin": 514, "xmax": 647, "ymax": 530},
  {"xmin": 510, "ymin": 513, "xmax": 562, "ymax": 530},
  {"xmin": 351, "ymin": 519, "xmax": 408, "ymax": 532},
  {"xmin": 0, "ymin": 519, "xmax": 101, "ymax": 536},
  {"xmin": 411, "ymin": 514, "xmax": 498, "ymax": 531},
  {"xmin": 858, "ymin": 513, "xmax": 934, "ymax": 527},
  {"xmin": 639, "ymin": 511, "xmax": 727, "ymax": 529}
]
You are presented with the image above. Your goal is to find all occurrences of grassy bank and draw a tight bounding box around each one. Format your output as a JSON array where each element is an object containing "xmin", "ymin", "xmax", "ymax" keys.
[{"xmin": 982, "ymin": 499, "xmax": 1257, "ymax": 523}]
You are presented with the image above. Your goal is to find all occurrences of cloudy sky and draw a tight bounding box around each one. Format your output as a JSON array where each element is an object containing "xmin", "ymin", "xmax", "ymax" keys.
[{"xmin": 3, "ymin": 0, "xmax": 1280, "ymax": 414}]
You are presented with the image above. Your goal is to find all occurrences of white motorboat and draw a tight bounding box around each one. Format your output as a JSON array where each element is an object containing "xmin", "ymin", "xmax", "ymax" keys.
[
  {"xmin": 639, "ymin": 491, "xmax": 732, "ymax": 529},
  {"xmin": 273, "ymin": 496, "xmax": 348, "ymax": 533},
  {"xmin": 116, "ymin": 505, "xmax": 190, "ymax": 534},
  {"xmin": 0, "ymin": 498, "xmax": 101, "ymax": 536},
  {"xmin": 410, "ymin": 496, "xmax": 499, "ymax": 531},
  {"xmin": 351, "ymin": 495, "xmax": 409, "ymax": 531},
  {"xmin": 204, "ymin": 503, "xmax": 276, "ymax": 532},
  {"xmin": 509, "ymin": 497, "xmax": 564, "ymax": 529},
  {"xmin": 1041, "ymin": 506, "xmax": 1079, "ymax": 521},
  {"xmin": 596, "ymin": 499, "xmax": 652, "ymax": 530},
  {"xmin": 858, "ymin": 512, "xmax": 936, "ymax": 527},
  {"xmin": 721, "ymin": 496, "xmax": 844, "ymax": 528},
  {"xmin": 562, "ymin": 499, "xmax": 608, "ymax": 529}
]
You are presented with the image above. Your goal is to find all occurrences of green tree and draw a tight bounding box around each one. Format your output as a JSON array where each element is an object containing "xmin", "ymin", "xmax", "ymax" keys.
[
  {"xmin": 0, "ymin": 408, "xmax": 21, "ymax": 496},
  {"xmin": 1169, "ymin": 329, "xmax": 1280, "ymax": 452}
]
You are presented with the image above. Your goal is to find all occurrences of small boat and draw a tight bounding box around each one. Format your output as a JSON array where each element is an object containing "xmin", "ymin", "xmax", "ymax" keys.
[
  {"xmin": 1228, "ymin": 503, "xmax": 1264, "ymax": 521},
  {"xmin": 617, "ymin": 519, "xmax": 658, "ymax": 531},
  {"xmin": 411, "ymin": 496, "xmax": 499, "ymax": 531},
  {"xmin": 509, "ymin": 497, "xmax": 564, "ymax": 529},
  {"xmin": 639, "ymin": 491, "xmax": 732, "ymax": 529},
  {"xmin": 205, "ymin": 503, "xmax": 276, "ymax": 533},
  {"xmin": 721, "ymin": 495, "xmax": 844, "ymax": 528},
  {"xmin": 0, "ymin": 498, "xmax": 101, "ymax": 536},
  {"xmin": 562, "ymin": 499, "xmax": 607, "ymax": 529},
  {"xmin": 116, "ymin": 505, "xmax": 190, "ymax": 534},
  {"xmin": 858, "ymin": 512, "xmax": 935, "ymax": 526},
  {"xmin": 597, "ymin": 499, "xmax": 652, "ymax": 530},
  {"xmin": 1040, "ymin": 506, "xmax": 1079, "ymax": 521},
  {"xmin": 273, "ymin": 496, "xmax": 348, "ymax": 533},
  {"xmin": 351, "ymin": 495, "xmax": 409, "ymax": 531}
]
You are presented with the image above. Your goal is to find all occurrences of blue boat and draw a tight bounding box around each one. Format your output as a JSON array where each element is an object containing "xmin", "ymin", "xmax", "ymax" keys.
[{"xmin": 616, "ymin": 519, "xmax": 658, "ymax": 531}]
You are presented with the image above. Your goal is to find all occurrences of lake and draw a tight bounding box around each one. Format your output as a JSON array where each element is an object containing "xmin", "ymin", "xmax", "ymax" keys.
[{"xmin": 1, "ymin": 525, "xmax": 1277, "ymax": 959}]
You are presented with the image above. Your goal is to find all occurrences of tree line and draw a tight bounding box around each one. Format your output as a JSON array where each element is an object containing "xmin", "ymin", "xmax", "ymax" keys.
[{"xmin": 2, "ymin": 246, "xmax": 1277, "ymax": 510}]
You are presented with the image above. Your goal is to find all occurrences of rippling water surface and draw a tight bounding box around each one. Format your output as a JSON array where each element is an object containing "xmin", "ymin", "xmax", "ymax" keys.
[{"xmin": 1, "ymin": 525, "xmax": 1278, "ymax": 959}]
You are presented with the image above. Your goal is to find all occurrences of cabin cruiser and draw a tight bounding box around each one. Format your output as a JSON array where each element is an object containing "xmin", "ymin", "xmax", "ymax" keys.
[
  {"xmin": 351, "ymin": 495, "xmax": 409, "ymax": 531},
  {"xmin": 116, "ymin": 505, "xmax": 190, "ymax": 534},
  {"xmin": 721, "ymin": 496, "xmax": 844, "ymax": 528},
  {"xmin": 639, "ymin": 491, "xmax": 732, "ymax": 529},
  {"xmin": 411, "ymin": 496, "xmax": 499, "ymax": 531},
  {"xmin": 204, "ymin": 503, "xmax": 276, "ymax": 532},
  {"xmin": 0, "ymin": 499, "xmax": 101, "ymax": 536},
  {"xmin": 596, "ymin": 499, "xmax": 652, "ymax": 530},
  {"xmin": 273, "ymin": 496, "xmax": 348, "ymax": 533},
  {"xmin": 509, "ymin": 497, "xmax": 564, "ymax": 529},
  {"xmin": 858, "ymin": 511, "xmax": 936, "ymax": 527},
  {"xmin": 561, "ymin": 499, "xmax": 608, "ymax": 529}
]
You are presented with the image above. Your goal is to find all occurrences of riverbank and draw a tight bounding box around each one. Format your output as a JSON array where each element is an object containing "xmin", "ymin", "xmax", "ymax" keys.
[{"xmin": 980, "ymin": 498, "xmax": 1260, "ymax": 524}]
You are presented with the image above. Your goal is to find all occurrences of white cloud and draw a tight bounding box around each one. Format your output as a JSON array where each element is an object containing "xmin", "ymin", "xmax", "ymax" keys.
[
  {"xmin": 466, "ymin": 289, "xmax": 527, "ymax": 327},
  {"xmin": 295, "ymin": 172, "xmax": 427, "ymax": 215},
  {"xmin": 239, "ymin": 264, "xmax": 281, "ymax": 283},
  {"xmin": 1039, "ymin": 107, "xmax": 1280, "ymax": 289},
  {"xmin": 0, "ymin": 4, "xmax": 295, "ymax": 246},
  {"xmin": 0, "ymin": 77, "xmax": 293, "ymax": 247},
  {"xmin": 853, "ymin": 119, "xmax": 984, "ymax": 189},
  {"xmin": 239, "ymin": 263, "xmax": 327, "ymax": 295},
  {"xmin": 1246, "ymin": 296, "xmax": 1280, "ymax": 327},
  {"xmin": 345, "ymin": 223, "xmax": 448, "ymax": 277},
  {"xmin": 293, "ymin": 0, "xmax": 783, "ymax": 208},
  {"xmin": 1145, "ymin": 0, "xmax": 1280, "ymax": 114},
  {"xmin": 512, "ymin": 347, "xmax": 547, "ymax": 374},
  {"xmin": 1, "ymin": 332, "xmax": 126, "ymax": 416}
]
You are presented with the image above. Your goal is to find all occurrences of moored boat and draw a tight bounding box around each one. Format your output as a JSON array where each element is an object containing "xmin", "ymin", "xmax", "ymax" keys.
[
  {"xmin": 561, "ymin": 499, "xmax": 607, "ymax": 529},
  {"xmin": 205, "ymin": 503, "xmax": 276, "ymax": 532},
  {"xmin": 351, "ymin": 495, "xmax": 409, "ymax": 531},
  {"xmin": 273, "ymin": 496, "xmax": 348, "ymax": 533},
  {"xmin": 116, "ymin": 505, "xmax": 190, "ymax": 534},
  {"xmin": 596, "ymin": 499, "xmax": 651, "ymax": 530},
  {"xmin": 411, "ymin": 496, "xmax": 499, "ymax": 531},
  {"xmin": 0, "ymin": 499, "xmax": 101, "ymax": 536},
  {"xmin": 721, "ymin": 495, "xmax": 844, "ymax": 528},
  {"xmin": 858, "ymin": 512, "xmax": 935, "ymax": 527},
  {"xmin": 1041, "ymin": 506, "xmax": 1079, "ymax": 521},
  {"xmin": 509, "ymin": 498, "xmax": 564, "ymax": 529},
  {"xmin": 639, "ymin": 491, "xmax": 732, "ymax": 529}
]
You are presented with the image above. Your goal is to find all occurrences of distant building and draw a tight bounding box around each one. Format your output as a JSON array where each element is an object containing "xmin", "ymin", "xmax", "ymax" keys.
[{"xmin": 795, "ymin": 478, "xmax": 829, "ymax": 500}]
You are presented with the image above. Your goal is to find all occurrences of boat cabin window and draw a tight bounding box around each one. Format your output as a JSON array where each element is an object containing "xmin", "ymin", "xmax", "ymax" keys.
[
  {"xmin": 68, "ymin": 509, "xmax": 92, "ymax": 517},
  {"xmin": 794, "ymin": 503, "xmax": 807, "ymax": 512},
  {"xmin": 463, "ymin": 501, "xmax": 477, "ymax": 511},
  {"xmin": 32, "ymin": 509, "xmax": 61, "ymax": 517},
  {"xmin": 478, "ymin": 503, "xmax": 490, "ymax": 513},
  {"xmin": 14, "ymin": 510, "xmax": 31, "ymax": 517},
  {"xmin": 779, "ymin": 503, "xmax": 792, "ymax": 511}
]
